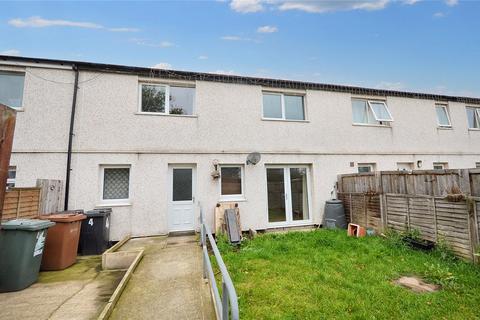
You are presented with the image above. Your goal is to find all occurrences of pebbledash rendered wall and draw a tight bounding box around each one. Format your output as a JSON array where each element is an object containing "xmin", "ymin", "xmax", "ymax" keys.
[{"xmin": 3, "ymin": 62, "xmax": 480, "ymax": 240}]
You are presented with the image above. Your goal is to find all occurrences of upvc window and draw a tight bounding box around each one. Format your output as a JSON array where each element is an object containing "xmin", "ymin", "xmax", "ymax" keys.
[
  {"xmin": 358, "ymin": 163, "xmax": 376, "ymax": 173},
  {"xmin": 397, "ymin": 162, "xmax": 414, "ymax": 171},
  {"xmin": 6, "ymin": 166, "xmax": 16, "ymax": 188},
  {"xmin": 433, "ymin": 162, "xmax": 448, "ymax": 170},
  {"xmin": 466, "ymin": 106, "xmax": 480, "ymax": 129},
  {"xmin": 435, "ymin": 104, "xmax": 451, "ymax": 127},
  {"xmin": 100, "ymin": 165, "xmax": 131, "ymax": 204},
  {"xmin": 220, "ymin": 165, "xmax": 244, "ymax": 200},
  {"xmin": 352, "ymin": 99, "xmax": 393, "ymax": 125},
  {"xmin": 0, "ymin": 72, "xmax": 25, "ymax": 109},
  {"xmin": 476, "ymin": 162, "xmax": 480, "ymax": 169},
  {"xmin": 262, "ymin": 92, "xmax": 305, "ymax": 120},
  {"xmin": 139, "ymin": 83, "xmax": 195, "ymax": 115}
]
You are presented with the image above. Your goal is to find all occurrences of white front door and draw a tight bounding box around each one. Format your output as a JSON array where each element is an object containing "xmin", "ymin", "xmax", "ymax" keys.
[{"xmin": 168, "ymin": 165, "xmax": 195, "ymax": 232}]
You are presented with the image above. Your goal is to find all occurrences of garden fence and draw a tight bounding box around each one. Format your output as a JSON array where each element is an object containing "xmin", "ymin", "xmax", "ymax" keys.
[{"xmin": 337, "ymin": 169, "xmax": 480, "ymax": 262}]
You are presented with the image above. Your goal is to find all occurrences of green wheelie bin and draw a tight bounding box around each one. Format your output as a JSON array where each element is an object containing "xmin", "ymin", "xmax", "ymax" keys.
[{"xmin": 0, "ymin": 219, "xmax": 55, "ymax": 292}]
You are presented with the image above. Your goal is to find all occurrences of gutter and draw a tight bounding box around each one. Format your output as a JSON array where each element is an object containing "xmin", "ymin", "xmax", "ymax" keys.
[{"xmin": 64, "ymin": 64, "xmax": 79, "ymax": 210}]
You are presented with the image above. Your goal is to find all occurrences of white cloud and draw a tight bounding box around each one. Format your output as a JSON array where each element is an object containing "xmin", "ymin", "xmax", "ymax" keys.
[
  {"xmin": 257, "ymin": 25, "xmax": 278, "ymax": 33},
  {"xmin": 229, "ymin": 0, "xmax": 391, "ymax": 14},
  {"xmin": 220, "ymin": 35, "xmax": 256, "ymax": 41},
  {"xmin": 445, "ymin": 0, "xmax": 458, "ymax": 6},
  {"xmin": 433, "ymin": 12, "xmax": 445, "ymax": 18},
  {"xmin": 152, "ymin": 62, "xmax": 172, "ymax": 69},
  {"xmin": 130, "ymin": 38, "xmax": 174, "ymax": 48},
  {"xmin": 375, "ymin": 81, "xmax": 406, "ymax": 91},
  {"xmin": 230, "ymin": 0, "xmax": 263, "ymax": 13},
  {"xmin": 198, "ymin": 55, "xmax": 208, "ymax": 60},
  {"xmin": 402, "ymin": 0, "xmax": 421, "ymax": 4},
  {"xmin": 8, "ymin": 16, "xmax": 138, "ymax": 32},
  {"xmin": 0, "ymin": 49, "xmax": 20, "ymax": 56}
]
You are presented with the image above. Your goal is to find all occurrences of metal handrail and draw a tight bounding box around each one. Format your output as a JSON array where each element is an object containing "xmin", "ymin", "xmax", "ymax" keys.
[{"xmin": 200, "ymin": 207, "xmax": 239, "ymax": 320}]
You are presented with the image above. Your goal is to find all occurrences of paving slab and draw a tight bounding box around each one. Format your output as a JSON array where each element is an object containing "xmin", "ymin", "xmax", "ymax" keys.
[
  {"xmin": 109, "ymin": 235, "xmax": 215, "ymax": 320},
  {"xmin": 0, "ymin": 256, "xmax": 124, "ymax": 320}
]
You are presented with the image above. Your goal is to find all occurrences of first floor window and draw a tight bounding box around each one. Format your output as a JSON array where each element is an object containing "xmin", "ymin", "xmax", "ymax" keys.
[
  {"xmin": 102, "ymin": 166, "xmax": 130, "ymax": 202},
  {"xmin": 262, "ymin": 92, "xmax": 305, "ymax": 120},
  {"xmin": 433, "ymin": 162, "xmax": 448, "ymax": 170},
  {"xmin": 0, "ymin": 72, "xmax": 25, "ymax": 109},
  {"xmin": 220, "ymin": 166, "xmax": 243, "ymax": 199},
  {"xmin": 352, "ymin": 99, "xmax": 393, "ymax": 125},
  {"xmin": 6, "ymin": 166, "xmax": 16, "ymax": 188},
  {"xmin": 358, "ymin": 163, "xmax": 375, "ymax": 173},
  {"xmin": 466, "ymin": 106, "xmax": 480, "ymax": 129},
  {"xmin": 140, "ymin": 83, "xmax": 195, "ymax": 115},
  {"xmin": 435, "ymin": 104, "xmax": 451, "ymax": 127}
]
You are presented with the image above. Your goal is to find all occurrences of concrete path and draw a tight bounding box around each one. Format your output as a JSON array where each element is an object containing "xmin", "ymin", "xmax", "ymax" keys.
[
  {"xmin": 0, "ymin": 256, "xmax": 124, "ymax": 320},
  {"xmin": 109, "ymin": 235, "xmax": 216, "ymax": 320}
]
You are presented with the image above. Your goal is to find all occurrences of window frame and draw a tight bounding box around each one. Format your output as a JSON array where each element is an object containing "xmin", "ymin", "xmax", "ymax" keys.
[
  {"xmin": 219, "ymin": 164, "xmax": 245, "ymax": 201},
  {"xmin": 435, "ymin": 104, "xmax": 452, "ymax": 128},
  {"xmin": 99, "ymin": 165, "xmax": 131, "ymax": 206},
  {"xmin": 357, "ymin": 163, "xmax": 376, "ymax": 173},
  {"xmin": 0, "ymin": 71, "xmax": 26, "ymax": 110},
  {"xmin": 138, "ymin": 83, "xmax": 196, "ymax": 116},
  {"xmin": 466, "ymin": 106, "xmax": 480, "ymax": 130},
  {"xmin": 352, "ymin": 98, "xmax": 393, "ymax": 126},
  {"xmin": 433, "ymin": 162, "xmax": 448, "ymax": 170},
  {"xmin": 476, "ymin": 162, "xmax": 480, "ymax": 169},
  {"xmin": 262, "ymin": 92, "xmax": 306, "ymax": 121}
]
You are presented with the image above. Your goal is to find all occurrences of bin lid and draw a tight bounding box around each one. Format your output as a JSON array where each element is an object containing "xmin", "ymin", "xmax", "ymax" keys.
[
  {"xmin": 86, "ymin": 209, "xmax": 111, "ymax": 217},
  {"xmin": 1, "ymin": 219, "xmax": 55, "ymax": 231},
  {"xmin": 38, "ymin": 213, "xmax": 86, "ymax": 223},
  {"xmin": 326, "ymin": 199, "xmax": 343, "ymax": 204}
]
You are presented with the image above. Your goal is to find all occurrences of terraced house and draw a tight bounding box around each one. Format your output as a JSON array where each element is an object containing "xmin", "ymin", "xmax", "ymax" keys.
[{"xmin": 1, "ymin": 55, "xmax": 479, "ymax": 240}]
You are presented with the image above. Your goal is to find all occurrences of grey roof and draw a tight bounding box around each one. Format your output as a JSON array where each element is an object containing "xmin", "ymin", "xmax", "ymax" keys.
[{"xmin": 1, "ymin": 54, "xmax": 479, "ymax": 104}]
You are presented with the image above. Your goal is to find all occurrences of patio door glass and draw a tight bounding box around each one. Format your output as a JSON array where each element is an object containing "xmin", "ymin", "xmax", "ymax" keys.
[
  {"xmin": 267, "ymin": 168, "xmax": 286, "ymax": 222},
  {"xmin": 267, "ymin": 166, "xmax": 310, "ymax": 224}
]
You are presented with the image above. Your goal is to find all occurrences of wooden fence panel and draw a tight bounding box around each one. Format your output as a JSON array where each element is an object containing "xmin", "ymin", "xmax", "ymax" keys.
[
  {"xmin": 1, "ymin": 187, "xmax": 41, "ymax": 221},
  {"xmin": 471, "ymin": 172, "xmax": 480, "ymax": 197},
  {"xmin": 37, "ymin": 179, "xmax": 63, "ymax": 214},
  {"xmin": 337, "ymin": 192, "xmax": 381, "ymax": 232}
]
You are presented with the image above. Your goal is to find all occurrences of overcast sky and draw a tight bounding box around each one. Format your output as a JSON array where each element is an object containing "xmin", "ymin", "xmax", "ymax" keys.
[{"xmin": 0, "ymin": 0, "xmax": 479, "ymax": 97}]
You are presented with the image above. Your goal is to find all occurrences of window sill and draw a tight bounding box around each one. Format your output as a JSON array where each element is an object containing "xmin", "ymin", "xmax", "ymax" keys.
[
  {"xmin": 96, "ymin": 202, "xmax": 132, "ymax": 208},
  {"xmin": 352, "ymin": 123, "xmax": 391, "ymax": 128},
  {"xmin": 437, "ymin": 126, "xmax": 453, "ymax": 130},
  {"xmin": 261, "ymin": 118, "xmax": 309, "ymax": 123},
  {"xmin": 12, "ymin": 107, "xmax": 25, "ymax": 112},
  {"xmin": 135, "ymin": 112, "xmax": 198, "ymax": 118},
  {"xmin": 267, "ymin": 220, "xmax": 313, "ymax": 228},
  {"xmin": 218, "ymin": 196, "xmax": 246, "ymax": 203},
  {"xmin": 468, "ymin": 128, "xmax": 480, "ymax": 131}
]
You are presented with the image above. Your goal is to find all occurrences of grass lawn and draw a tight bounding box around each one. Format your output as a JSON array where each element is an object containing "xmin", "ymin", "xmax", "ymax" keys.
[{"xmin": 217, "ymin": 230, "xmax": 480, "ymax": 319}]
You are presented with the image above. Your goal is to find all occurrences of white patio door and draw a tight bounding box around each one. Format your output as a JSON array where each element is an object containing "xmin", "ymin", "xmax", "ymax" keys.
[
  {"xmin": 266, "ymin": 166, "xmax": 310, "ymax": 225},
  {"xmin": 168, "ymin": 165, "xmax": 196, "ymax": 232}
]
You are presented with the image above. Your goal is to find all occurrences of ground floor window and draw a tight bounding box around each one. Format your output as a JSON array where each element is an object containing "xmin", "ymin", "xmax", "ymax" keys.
[
  {"xmin": 6, "ymin": 166, "xmax": 15, "ymax": 188},
  {"xmin": 220, "ymin": 165, "xmax": 244, "ymax": 201},
  {"xmin": 433, "ymin": 162, "xmax": 448, "ymax": 170},
  {"xmin": 100, "ymin": 165, "xmax": 130, "ymax": 204},
  {"xmin": 266, "ymin": 166, "xmax": 310, "ymax": 224},
  {"xmin": 397, "ymin": 162, "xmax": 414, "ymax": 171},
  {"xmin": 358, "ymin": 163, "xmax": 376, "ymax": 173}
]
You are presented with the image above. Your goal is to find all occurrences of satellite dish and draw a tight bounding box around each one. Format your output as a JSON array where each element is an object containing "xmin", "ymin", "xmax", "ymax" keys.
[{"xmin": 246, "ymin": 152, "xmax": 261, "ymax": 165}]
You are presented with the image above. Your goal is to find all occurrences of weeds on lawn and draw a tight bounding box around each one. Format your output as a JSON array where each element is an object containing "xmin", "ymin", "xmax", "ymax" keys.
[{"xmin": 423, "ymin": 262, "xmax": 458, "ymax": 290}]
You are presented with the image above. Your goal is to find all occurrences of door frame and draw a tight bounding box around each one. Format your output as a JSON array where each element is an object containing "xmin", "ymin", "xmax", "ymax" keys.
[
  {"xmin": 265, "ymin": 164, "xmax": 313, "ymax": 227},
  {"xmin": 167, "ymin": 164, "xmax": 196, "ymax": 232}
]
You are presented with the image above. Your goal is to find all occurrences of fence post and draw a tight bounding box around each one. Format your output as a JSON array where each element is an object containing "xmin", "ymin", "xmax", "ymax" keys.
[
  {"xmin": 432, "ymin": 197, "xmax": 438, "ymax": 242},
  {"xmin": 406, "ymin": 195, "xmax": 410, "ymax": 231},
  {"xmin": 15, "ymin": 189, "xmax": 21, "ymax": 218},
  {"xmin": 349, "ymin": 193, "xmax": 353, "ymax": 223},
  {"xmin": 363, "ymin": 194, "xmax": 368, "ymax": 228},
  {"xmin": 466, "ymin": 199, "xmax": 477, "ymax": 262}
]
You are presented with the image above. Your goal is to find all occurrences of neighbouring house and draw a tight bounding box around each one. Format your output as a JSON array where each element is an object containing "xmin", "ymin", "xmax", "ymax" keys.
[{"xmin": 0, "ymin": 55, "xmax": 479, "ymax": 240}]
